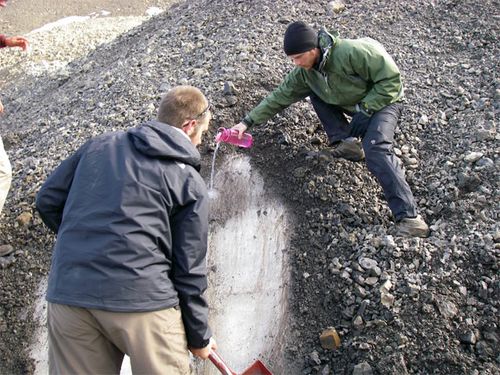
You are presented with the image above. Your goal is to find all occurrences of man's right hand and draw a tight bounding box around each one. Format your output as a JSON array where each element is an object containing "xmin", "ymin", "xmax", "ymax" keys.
[
  {"xmin": 232, "ymin": 122, "xmax": 248, "ymax": 139},
  {"xmin": 189, "ymin": 337, "xmax": 217, "ymax": 360}
]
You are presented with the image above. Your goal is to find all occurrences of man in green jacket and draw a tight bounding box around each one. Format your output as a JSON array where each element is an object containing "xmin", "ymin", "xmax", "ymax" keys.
[{"xmin": 233, "ymin": 21, "xmax": 429, "ymax": 237}]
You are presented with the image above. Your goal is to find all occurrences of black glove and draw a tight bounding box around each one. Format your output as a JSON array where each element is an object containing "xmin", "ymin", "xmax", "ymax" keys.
[{"xmin": 349, "ymin": 111, "xmax": 371, "ymax": 138}]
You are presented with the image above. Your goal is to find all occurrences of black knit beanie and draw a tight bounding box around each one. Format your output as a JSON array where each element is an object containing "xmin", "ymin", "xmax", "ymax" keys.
[{"xmin": 283, "ymin": 21, "xmax": 318, "ymax": 55}]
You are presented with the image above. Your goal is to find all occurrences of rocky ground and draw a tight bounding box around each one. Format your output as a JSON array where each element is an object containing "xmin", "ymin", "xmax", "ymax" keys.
[
  {"xmin": 0, "ymin": 0, "xmax": 499, "ymax": 374},
  {"xmin": 0, "ymin": 0, "xmax": 175, "ymax": 35}
]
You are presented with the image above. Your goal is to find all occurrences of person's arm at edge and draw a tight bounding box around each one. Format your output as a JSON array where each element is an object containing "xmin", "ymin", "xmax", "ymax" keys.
[
  {"xmin": 233, "ymin": 68, "xmax": 311, "ymax": 137},
  {"xmin": 170, "ymin": 179, "xmax": 214, "ymax": 359},
  {"xmin": 5, "ymin": 36, "xmax": 29, "ymax": 50},
  {"xmin": 0, "ymin": 34, "xmax": 29, "ymax": 50}
]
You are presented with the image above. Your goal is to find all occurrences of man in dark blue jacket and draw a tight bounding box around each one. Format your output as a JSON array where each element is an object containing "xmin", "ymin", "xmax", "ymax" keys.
[{"xmin": 36, "ymin": 85, "xmax": 216, "ymax": 374}]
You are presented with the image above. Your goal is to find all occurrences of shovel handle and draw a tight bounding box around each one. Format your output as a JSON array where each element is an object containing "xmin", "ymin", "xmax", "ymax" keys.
[{"xmin": 208, "ymin": 349, "xmax": 236, "ymax": 375}]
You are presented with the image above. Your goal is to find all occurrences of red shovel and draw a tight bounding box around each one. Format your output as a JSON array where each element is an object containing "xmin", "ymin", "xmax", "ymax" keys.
[{"xmin": 208, "ymin": 349, "xmax": 273, "ymax": 375}]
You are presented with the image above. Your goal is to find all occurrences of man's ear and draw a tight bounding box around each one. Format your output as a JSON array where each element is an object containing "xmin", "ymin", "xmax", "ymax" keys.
[{"xmin": 182, "ymin": 119, "xmax": 197, "ymax": 136}]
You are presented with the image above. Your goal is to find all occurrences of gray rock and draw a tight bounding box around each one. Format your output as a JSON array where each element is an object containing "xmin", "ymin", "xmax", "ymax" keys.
[
  {"xmin": 474, "ymin": 157, "xmax": 494, "ymax": 170},
  {"xmin": 223, "ymin": 81, "xmax": 237, "ymax": 95},
  {"xmin": 459, "ymin": 330, "xmax": 477, "ymax": 345},
  {"xmin": 327, "ymin": 1, "xmax": 346, "ymax": 15},
  {"xmin": 0, "ymin": 245, "xmax": 14, "ymax": 257},
  {"xmin": 358, "ymin": 257, "xmax": 378, "ymax": 271},
  {"xmin": 309, "ymin": 350, "xmax": 321, "ymax": 365},
  {"xmin": 464, "ymin": 151, "xmax": 484, "ymax": 163},
  {"xmin": 353, "ymin": 361, "xmax": 373, "ymax": 375},
  {"xmin": 475, "ymin": 340, "xmax": 494, "ymax": 359},
  {"xmin": 0, "ymin": 255, "xmax": 16, "ymax": 268},
  {"xmin": 293, "ymin": 167, "xmax": 308, "ymax": 179},
  {"xmin": 435, "ymin": 299, "xmax": 458, "ymax": 319}
]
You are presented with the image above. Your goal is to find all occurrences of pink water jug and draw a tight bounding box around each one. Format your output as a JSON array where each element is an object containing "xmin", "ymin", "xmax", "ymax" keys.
[{"xmin": 215, "ymin": 127, "xmax": 253, "ymax": 148}]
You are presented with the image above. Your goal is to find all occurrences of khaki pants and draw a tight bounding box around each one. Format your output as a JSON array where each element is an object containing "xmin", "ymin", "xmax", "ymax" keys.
[
  {"xmin": 0, "ymin": 136, "xmax": 12, "ymax": 215},
  {"xmin": 47, "ymin": 303, "xmax": 190, "ymax": 375}
]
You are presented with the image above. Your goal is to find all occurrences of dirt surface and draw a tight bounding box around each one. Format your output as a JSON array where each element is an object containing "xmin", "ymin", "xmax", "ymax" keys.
[
  {"xmin": 0, "ymin": 0, "xmax": 499, "ymax": 374},
  {"xmin": 0, "ymin": 0, "xmax": 175, "ymax": 35}
]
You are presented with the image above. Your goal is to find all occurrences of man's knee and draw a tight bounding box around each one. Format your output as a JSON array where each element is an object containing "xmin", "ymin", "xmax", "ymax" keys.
[
  {"xmin": 363, "ymin": 139, "xmax": 401, "ymax": 176},
  {"xmin": 363, "ymin": 135, "xmax": 392, "ymax": 157},
  {"xmin": 363, "ymin": 103, "xmax": 401, "ymax": 144}
]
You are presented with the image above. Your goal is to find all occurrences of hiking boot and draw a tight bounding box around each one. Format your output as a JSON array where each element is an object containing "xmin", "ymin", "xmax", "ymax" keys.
[
  {"xmin": 395, "ymin": 215, "xmax": 430, "ymax": 238},
  {"xmin": 330, "ymin": 140, "xmax": 365, "ymax": 162}
]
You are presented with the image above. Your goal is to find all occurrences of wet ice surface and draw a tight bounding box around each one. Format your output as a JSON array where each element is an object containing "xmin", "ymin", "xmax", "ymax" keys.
[
  {"xmin": 209, "ymin": 142, "xmax": 221, "ymax": 191},
  {"xmin": 28, "ymin": 279, "xmax": 48, "ymax": 374},
  {"xmin": 197, "ymin": 155, "xmax": 289, "ymax": 374}
]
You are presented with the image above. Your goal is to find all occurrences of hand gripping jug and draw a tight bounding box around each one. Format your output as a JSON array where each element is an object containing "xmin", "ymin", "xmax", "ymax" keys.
[{"xmin": 215, "ymin": 127, "xmax": 253, "ymax": 148}]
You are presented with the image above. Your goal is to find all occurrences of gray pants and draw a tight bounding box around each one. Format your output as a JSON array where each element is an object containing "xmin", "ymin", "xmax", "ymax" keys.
[{"xmin": 310, "ymin": 94, "xmax": 417, "ymax": 220}]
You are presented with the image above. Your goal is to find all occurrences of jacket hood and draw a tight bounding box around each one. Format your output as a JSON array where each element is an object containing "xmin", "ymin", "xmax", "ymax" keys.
[
  {"xmin": 128, "ymin": 120, "xmax": 201, "ymax": 170},
  {"xmin": 316, "ymin": 28, "xmax": 339, "ymax": 72}
]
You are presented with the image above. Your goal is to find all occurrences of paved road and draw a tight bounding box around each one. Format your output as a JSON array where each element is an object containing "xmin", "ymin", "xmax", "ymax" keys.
[{"xmin": 0, "ymin": 0, "xmax": 173, "ymax": 36}]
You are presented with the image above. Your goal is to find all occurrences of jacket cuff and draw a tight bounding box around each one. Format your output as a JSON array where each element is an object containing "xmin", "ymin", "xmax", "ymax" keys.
[
  {"xmin": 189, "ymin": 337, "xmax": 211, "ymax": 349},
  {"xmin": 0, "ymin": 35, "xmax": 6, "ymax": 49},
  {"xmin": 355, "ymin": 102, "xmax": 374, "ymax": 117},
  {"xmin": 241, "ymin": 115, "xmax": 255, "ymax": 128}
]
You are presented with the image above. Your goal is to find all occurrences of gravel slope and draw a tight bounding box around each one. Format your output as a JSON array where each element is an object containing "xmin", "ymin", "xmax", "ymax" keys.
[{"xmin": 0, "ymin": 0, "xmax": 498, "ymax": 374}]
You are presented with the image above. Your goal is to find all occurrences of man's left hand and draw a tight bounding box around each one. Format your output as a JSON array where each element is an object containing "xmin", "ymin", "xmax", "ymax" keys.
[
  {"xmin": 231, "ymin": 122, "xmax": 248, "ymax": 139},
  {"xmin": 5, "ymin": 36, "xmax": 29, "ymax": 51},
  {"xmin": 349, "ymin": 111, "xmax": 371, "ymax": 138},
  {"xmin": 189, "ymin": 337, "xmax": 217, "ymax": 360}
]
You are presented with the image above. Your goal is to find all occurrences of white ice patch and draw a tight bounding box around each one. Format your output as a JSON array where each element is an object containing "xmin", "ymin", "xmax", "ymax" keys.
[
  {"xmin": 145, "ymin": 7, "xmax": 164, "ymax": 17},
  {"xmin": 195, "ymin": 155, "xmax": 290, "ymax": 374},
  {"xmin": 29, "ymin": 16, "xmax": 90, "ymax": 34},
  {"xmin": 28, "ymin": 279, "xmax": 49, "ymax": 375}
]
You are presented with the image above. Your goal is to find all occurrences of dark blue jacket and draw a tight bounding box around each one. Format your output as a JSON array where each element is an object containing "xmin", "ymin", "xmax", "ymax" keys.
[{"xmin": 36, "ymin": 120, "xmax": 211, "ymax": 348}]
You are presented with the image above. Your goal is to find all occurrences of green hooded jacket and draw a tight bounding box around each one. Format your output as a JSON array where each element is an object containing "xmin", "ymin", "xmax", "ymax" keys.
[{"xmin": 243, "ymin": 29, "xmax": 404, "ymax": 126}]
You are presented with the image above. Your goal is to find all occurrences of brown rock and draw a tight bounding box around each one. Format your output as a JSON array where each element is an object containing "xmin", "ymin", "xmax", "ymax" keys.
[
  {"xmin": 16, "ymin": 212, "xmax": 33, "ymax": 226},
  {"xmin": 320, "ymin": 327, "xmax": 341, "ymax": 350}
]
